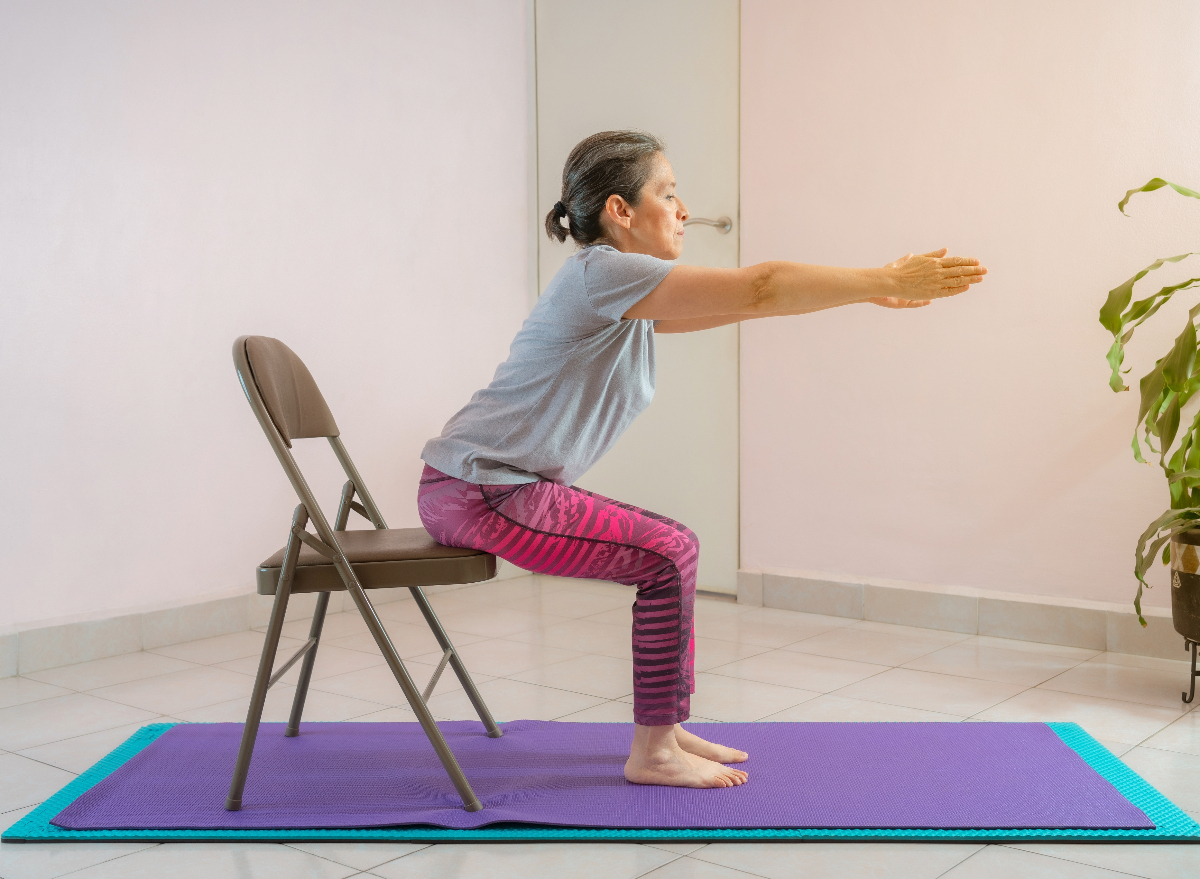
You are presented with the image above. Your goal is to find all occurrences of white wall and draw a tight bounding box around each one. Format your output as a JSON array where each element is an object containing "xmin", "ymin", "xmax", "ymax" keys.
[
  {"xmin": 0, "ymin": 0, "xmax": 531, "ymax": 627},
  {"xmin": 740, "ymin": 0, "xmax": 1200, "ymax": 609}
]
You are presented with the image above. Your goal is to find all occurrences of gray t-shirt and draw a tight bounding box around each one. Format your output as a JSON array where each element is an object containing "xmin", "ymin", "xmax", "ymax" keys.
[{"xmin": 421, "ymin": 244, "xmax": 673, "ymax": 485}]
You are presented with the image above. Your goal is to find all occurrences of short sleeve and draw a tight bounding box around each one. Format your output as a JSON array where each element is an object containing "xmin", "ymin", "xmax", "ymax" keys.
[{"xmin": 581, "ymin": 246, "xmax": 674, "ymax": 322}]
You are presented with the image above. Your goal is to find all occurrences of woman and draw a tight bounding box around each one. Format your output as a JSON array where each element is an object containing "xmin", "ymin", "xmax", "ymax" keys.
[{"xmin": 418, "ymin": 131, "xmax": 987, "ymax": 789}]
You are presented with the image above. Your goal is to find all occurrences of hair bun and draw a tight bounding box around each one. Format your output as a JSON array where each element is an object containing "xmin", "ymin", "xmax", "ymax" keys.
[{"xmin": 553, "ymin": 201, "xmax": 567, "ymax": 218}]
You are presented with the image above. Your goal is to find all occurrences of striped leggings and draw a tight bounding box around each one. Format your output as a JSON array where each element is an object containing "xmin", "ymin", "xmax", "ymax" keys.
[{"xmin": 417, "ymin": 465, "xmax": 697, "ymax": 726}]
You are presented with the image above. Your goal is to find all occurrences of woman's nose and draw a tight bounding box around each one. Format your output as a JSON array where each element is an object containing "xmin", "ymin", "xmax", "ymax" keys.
[{"xmin": 677, "ymin": 198, "xmax": 689, "ymax": 221}]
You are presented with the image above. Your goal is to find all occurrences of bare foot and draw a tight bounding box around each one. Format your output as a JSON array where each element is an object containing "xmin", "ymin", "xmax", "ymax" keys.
[
  {"xmin": 674, "ymin": 724, "xmax": 748, "ymax": 764},
  {"xmin": 625, "ymin": 724, "xmax": 748, "ymax": 788}
]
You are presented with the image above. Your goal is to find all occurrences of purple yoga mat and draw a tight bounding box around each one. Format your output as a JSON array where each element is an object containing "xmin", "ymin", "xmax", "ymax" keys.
[{"xmin": 52, "ymin": 721, "xmax": 1152, "ymax": 830}]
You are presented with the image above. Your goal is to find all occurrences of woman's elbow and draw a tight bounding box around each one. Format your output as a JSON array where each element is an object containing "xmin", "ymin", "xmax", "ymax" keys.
[{"xmin": 745, "ymin": 263, "xmax": 781, "ymax": 313}]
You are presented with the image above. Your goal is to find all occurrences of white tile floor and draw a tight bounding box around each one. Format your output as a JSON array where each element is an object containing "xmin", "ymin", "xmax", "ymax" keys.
[{"xmin": 3, "ymin": 574, "xmax": 1200, "ymax": 878}]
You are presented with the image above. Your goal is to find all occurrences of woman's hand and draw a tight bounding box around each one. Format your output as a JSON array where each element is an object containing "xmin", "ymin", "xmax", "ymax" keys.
[
  {"xmin": 871, "ymin": 247, "xmax": 987, "ymax": 308},
  {"xmin": 868, "ymin": 295, "xmax": 932, "ymax": 309}
]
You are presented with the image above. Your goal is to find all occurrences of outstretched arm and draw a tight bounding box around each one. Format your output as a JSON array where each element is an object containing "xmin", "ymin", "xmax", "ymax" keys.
[
  {"xmin": 654, "ymin": 291, "xmax": 932, "ymax": 334},
  {"xmin": 628, "ymin": 248, "xmax": 987, "ymax": 332}
]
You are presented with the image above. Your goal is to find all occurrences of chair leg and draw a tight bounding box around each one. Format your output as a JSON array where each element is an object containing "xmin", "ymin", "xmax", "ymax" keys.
[
  {"xmin": 225, "ymin": 505, "xmax": 306, "ymax": 811},
  {"xmin": 410, "ymin": 586, "xmax": 502, "ymax": 738},
  {"xmin": 285, "ymin": 591, "xmax": 330, "ymax": 737},
  {"xmin": 337, "ymin": 568, "xmax": 485, "ymax": 811}
]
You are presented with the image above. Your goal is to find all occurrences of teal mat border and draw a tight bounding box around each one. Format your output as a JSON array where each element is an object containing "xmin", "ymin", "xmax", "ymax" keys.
[{"xmin": 4, "ymin": 722, "xmax": 1199, "ymax": 843}]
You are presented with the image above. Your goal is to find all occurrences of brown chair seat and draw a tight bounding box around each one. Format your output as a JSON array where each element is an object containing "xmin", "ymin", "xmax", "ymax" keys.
[{"xmin": 257, "ymin": 528, "xmax": 495, "ymax": 594}]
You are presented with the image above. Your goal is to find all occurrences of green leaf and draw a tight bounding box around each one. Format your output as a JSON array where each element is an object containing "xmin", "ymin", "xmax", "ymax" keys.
[
  {"xmin": 1134, "ymin": 511, "xmax": 1200, "ymax": 625},
  {"xmin": 1119, "ymin": 178, "xmax": 1200, "ymax": 215},
  {"xmin": 1169, "ymin": 450, "xmax": 1188, "ymax": 505},
  {"xmin": 1170, "ymin": 441, "xmax": 1190, "ymax": 506},
  {"xmin": 1135, "ymin": 509, "xmax": 1182, "ymax": 579},
  {"xmin": 1187, "ymin": 429, "xmax": 1200, "ymax": 472},
  {"xmin": 1133, "ymin": 431, "xmax": 1147, "ymax": 464},
  {"xmin": 1137, "ymin": 362, "xmax": 1166, "ymax": 427},
  {"xmin": 1121, "ymin": 280, "xmax": 1200, "ymax": 348},
  {"xmin": 1172, "ymin": 444, "xmax": 1190, "ymax": 474},
  {"xmin": 1158, "ymin": 394, "xmax": 1181, "ymax": 454},
  {"xmin": 1163, "ymin": 318, "xmax": 1198, "ymax": 392},
  {"xmin": 1106, "ymin": 339, "xmax": 1127, "ymax": 391},
  {"xmin": 1163, "ymin": 543, "xmax": 1172, "ymax": 565},
  {"xmin": 1100, "ymin": 285, "xmax": 1134, "ymax": 337},
  {"xmin": 1101, "ymin": 254, "xmax": 1199, "ymax": 327},
  {"xmin": 1139, "ymin": 533, "xmax": 1175, "ymax": 582},
  {"xmin": 1173, "ymin": 412, "xmax": 1200, "ymax": 501}
]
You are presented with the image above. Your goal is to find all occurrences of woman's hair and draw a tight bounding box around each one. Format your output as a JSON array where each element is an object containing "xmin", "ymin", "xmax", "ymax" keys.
[{"xmin": 545, "ymin": 130, "xmax": 665, "ymax": 246}]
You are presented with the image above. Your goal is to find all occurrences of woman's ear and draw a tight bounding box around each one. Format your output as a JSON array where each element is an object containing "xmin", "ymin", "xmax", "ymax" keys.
[{"xmin": 604, "ymin": 193, "xmax": 634, "ymax": 232}]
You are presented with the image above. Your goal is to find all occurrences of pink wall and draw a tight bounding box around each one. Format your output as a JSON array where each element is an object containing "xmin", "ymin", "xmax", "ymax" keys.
[
  {"xmin": 0, "ymin": 1, "xmax": 531, "ymax": 626},
  {"xmin": 740, "ymin": 0, "xmax": 1200, "ymax": 607}
]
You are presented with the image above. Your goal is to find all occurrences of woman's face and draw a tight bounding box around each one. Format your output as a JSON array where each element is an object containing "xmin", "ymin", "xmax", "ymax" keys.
[{"xmin": 606, "ymin": 152, "xmax": 689, "ymax": 260}]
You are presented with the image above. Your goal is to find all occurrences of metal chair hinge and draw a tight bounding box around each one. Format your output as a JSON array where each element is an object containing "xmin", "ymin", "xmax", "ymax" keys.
[{"xmin": 292, "ymin": 527, "xmax": 336, "ymax": 559}]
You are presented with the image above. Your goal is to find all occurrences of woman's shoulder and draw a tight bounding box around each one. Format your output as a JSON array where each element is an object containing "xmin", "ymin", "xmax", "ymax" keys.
[
  {"xmin": 578, "ymin": 243, "xmax": 662, "ymax": 263},
  {"xmin": 536, "ymin": 245, "xmax": 672, "ymax": 324},
  {"xmin": 543, "ymin": 245, "xmax": 638, "ymax": 292},
  {"xmin": 566, "ymin": 243, "xmax": 613, "ymax": 270},
  {"xmin": 581, "ymin": 244, "xmax": 673, "ymax": 290},
  {"xmin": 579, "ymin": 244, "xmax": 672, "ymax": 277}
]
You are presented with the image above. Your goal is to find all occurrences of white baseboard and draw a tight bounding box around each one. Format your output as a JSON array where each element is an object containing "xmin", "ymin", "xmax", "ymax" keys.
[
  {"xmin": 0, "ymin": 578, "xmax": 486, "ymax": 679},
  {"xmin": 737, "ymin": 568, "xmax": 1186, "ymax": 661}
]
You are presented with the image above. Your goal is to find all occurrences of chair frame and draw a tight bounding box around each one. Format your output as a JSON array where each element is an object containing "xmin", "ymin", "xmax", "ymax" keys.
[{"xmin": 225, "ymin": 337, "xmax": 501, "ymax": 814}]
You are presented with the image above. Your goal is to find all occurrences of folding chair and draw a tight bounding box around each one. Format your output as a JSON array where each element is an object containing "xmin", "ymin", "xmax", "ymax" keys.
[{"xmin": 226, "ymin": 335, "xmax": 501, "ymax": 813}]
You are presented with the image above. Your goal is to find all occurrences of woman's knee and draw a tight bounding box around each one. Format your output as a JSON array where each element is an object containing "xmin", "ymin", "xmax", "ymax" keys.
[{"xmin": 672, "ymin": 524, "xmax": 700, "ymax": 565}]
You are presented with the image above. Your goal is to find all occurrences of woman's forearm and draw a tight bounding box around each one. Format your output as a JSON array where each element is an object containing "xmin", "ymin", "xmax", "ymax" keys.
[
  {"xmin": 747, "ymin": 262, "xmax": 896, "ymax": 315},
  {"xmin": 654, "ymin": 295, "xmax": 848, "ymax": 334}
]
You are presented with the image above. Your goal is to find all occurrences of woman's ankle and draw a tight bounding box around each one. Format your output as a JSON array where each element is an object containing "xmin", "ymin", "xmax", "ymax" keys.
[{"xmin": 632, "ymin": 722, "xmax": 679, "ymax": 754}]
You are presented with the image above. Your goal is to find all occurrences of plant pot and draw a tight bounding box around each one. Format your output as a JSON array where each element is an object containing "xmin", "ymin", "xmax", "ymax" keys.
[{"xmin": 1169, "ymin": 530, "xmax": 1200, "ymax": 643}]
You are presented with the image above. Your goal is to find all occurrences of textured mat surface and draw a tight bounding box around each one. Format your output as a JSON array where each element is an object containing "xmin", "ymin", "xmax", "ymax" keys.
[
  {"xmin": 7, "ymin": 722, "xmax": 1198, "ymax": 843},
  {"xmin": 43, "ymin": 720, "xmax": 1154, "ymax": 831}
]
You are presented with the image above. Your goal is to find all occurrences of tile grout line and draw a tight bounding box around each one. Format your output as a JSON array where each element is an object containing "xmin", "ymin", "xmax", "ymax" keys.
[
  {"xmin": 960, "ymin": 667, "xmax": 1197, "ymax": 727},
  {"xmin": 670, "ymin": 850, "xmax": 774, "ymax": 879},
  {"xmin": 994, "ymin": 843, "xmax": 1157, "ymax": 879},
  {"xmin": 733, "ymin": 637, "xmax": 1192, "ymax": 730},
  {"xmin": 812, "ymin": 647, "xmax": 1194, "ymax": 723},
  {"xmin": 51, "ymin": 842, "xmax": 166, "ymax": 879},
  {"xmin": 34, "ymin": 659, "xmax": 213, "ymax": 701},
  {"xmin": 930, "ymin": 844, "xmax": 990, "ymax": 879},
  {"xmin": 7, "ymin": 746, "xmax": 83, "ymax": 777},
  {"xmin": 283, "ymin": 840, "xmax": 432, "ymax": 874},
  {"xmin": 631, "ymin": 850, "xmax": 689, "ymax": 879}
]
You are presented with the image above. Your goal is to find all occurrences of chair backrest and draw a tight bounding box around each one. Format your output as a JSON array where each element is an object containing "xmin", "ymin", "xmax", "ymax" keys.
[{"xmin": 238, "ymin": 336, "xmax": 338, "ymax": 448}]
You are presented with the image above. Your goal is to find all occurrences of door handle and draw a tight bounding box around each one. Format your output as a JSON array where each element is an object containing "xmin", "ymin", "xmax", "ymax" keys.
[{"xmin": 683, "ymin": 216, "xmax": 732, "ymax": 234}]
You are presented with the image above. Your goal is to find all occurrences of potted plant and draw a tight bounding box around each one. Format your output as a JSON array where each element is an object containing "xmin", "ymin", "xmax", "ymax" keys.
[{"xmin": 1100, "ymin": 176, "xmax": 1200, "ymax": 698}]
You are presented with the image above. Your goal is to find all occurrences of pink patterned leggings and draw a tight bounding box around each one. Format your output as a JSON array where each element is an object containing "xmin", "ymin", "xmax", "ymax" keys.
[{"xmin": 417, "ymin": 465, "xmax": 697, "ymax": 725}]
